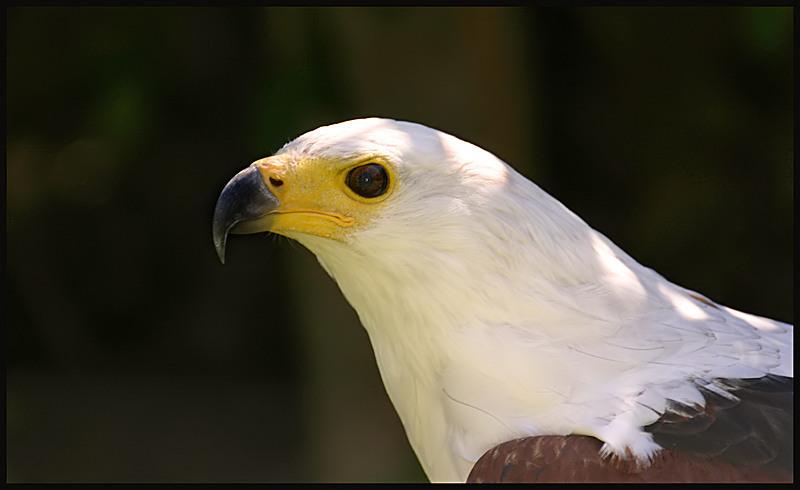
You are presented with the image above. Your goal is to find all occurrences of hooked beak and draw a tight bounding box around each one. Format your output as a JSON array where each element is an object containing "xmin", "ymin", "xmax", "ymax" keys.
[{"xmin": 212, "ymin": 165, "xmax": 280, "ymax": 264}]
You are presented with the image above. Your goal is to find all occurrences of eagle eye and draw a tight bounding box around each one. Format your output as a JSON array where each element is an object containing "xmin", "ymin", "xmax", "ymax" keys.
[{"xmin": 346, "ymin": 163, "xmax": 389, "ymax": 199}]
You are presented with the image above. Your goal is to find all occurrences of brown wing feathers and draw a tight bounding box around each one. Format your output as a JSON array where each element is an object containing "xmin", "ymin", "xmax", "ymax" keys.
[{"xmin": 468, "ymin": 375, "xmax": 792, "ymax": 483}]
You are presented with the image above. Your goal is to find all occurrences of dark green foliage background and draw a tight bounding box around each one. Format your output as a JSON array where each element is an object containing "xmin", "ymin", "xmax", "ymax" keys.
[{"xmin": 6, "ymin": 7, "xmax": 792, "ymax": 482}]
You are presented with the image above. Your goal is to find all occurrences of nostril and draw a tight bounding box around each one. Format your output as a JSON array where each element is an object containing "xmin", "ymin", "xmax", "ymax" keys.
[{"xmin": 269, "ymin": 177, "xmax": 283, "ymax": 187}]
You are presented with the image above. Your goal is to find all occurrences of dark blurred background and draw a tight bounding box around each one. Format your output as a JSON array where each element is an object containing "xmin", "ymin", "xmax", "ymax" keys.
[{"xmin": 6, "ymin": 7, "xmax": 792, "ymax": 483}]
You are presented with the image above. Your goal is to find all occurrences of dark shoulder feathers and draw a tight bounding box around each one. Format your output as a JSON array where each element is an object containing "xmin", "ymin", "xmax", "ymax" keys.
[{"xmin": 468, "ymin": 375, "xmax": 792, "ymax": 483}]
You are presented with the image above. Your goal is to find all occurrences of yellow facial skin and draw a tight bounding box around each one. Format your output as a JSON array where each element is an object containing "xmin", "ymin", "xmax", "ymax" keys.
[{"xmin": 250, "ymin": 153, "xmax": 395, "ymax": 242}]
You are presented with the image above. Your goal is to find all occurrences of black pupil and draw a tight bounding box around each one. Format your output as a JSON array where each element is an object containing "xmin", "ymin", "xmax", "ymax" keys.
[{"xmin": 347, "ymin": 164, "xmax": 388, "ymax": 198}]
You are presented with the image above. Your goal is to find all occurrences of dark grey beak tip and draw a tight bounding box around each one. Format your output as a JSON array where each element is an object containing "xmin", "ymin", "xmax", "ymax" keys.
[
  {"xmin": 212, "ymin": 201, "xmax": 231, "ymax": 265},
  {"xmin": 212, "ymin": 164, "xmax": 280, "ymax": 264},
  {"xmin": 213, "ymin": 234, "xmax": 227, "ymax": 265}
]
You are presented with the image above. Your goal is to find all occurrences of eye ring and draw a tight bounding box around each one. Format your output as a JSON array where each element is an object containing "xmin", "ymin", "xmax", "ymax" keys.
[{"xmin": 346, "ymin": 163, "xmax": 389, "ymax": 199}]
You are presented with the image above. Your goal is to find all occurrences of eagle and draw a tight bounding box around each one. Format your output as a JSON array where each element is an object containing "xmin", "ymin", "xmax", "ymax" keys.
[{"xmin": 212, "ymin": 118, "xmax": 792, "ymax": 483}]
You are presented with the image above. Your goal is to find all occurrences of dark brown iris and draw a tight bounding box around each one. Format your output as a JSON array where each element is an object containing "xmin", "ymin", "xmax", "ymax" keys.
[{"xmin": 346, "ymin": 163, "xmax": 389, "ymax": 198}]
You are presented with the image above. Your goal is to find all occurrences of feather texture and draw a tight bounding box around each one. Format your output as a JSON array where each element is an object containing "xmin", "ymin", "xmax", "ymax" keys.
[{"xmin": 467, "ymin": 434, "xmax": 791, "ymax": 483}]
